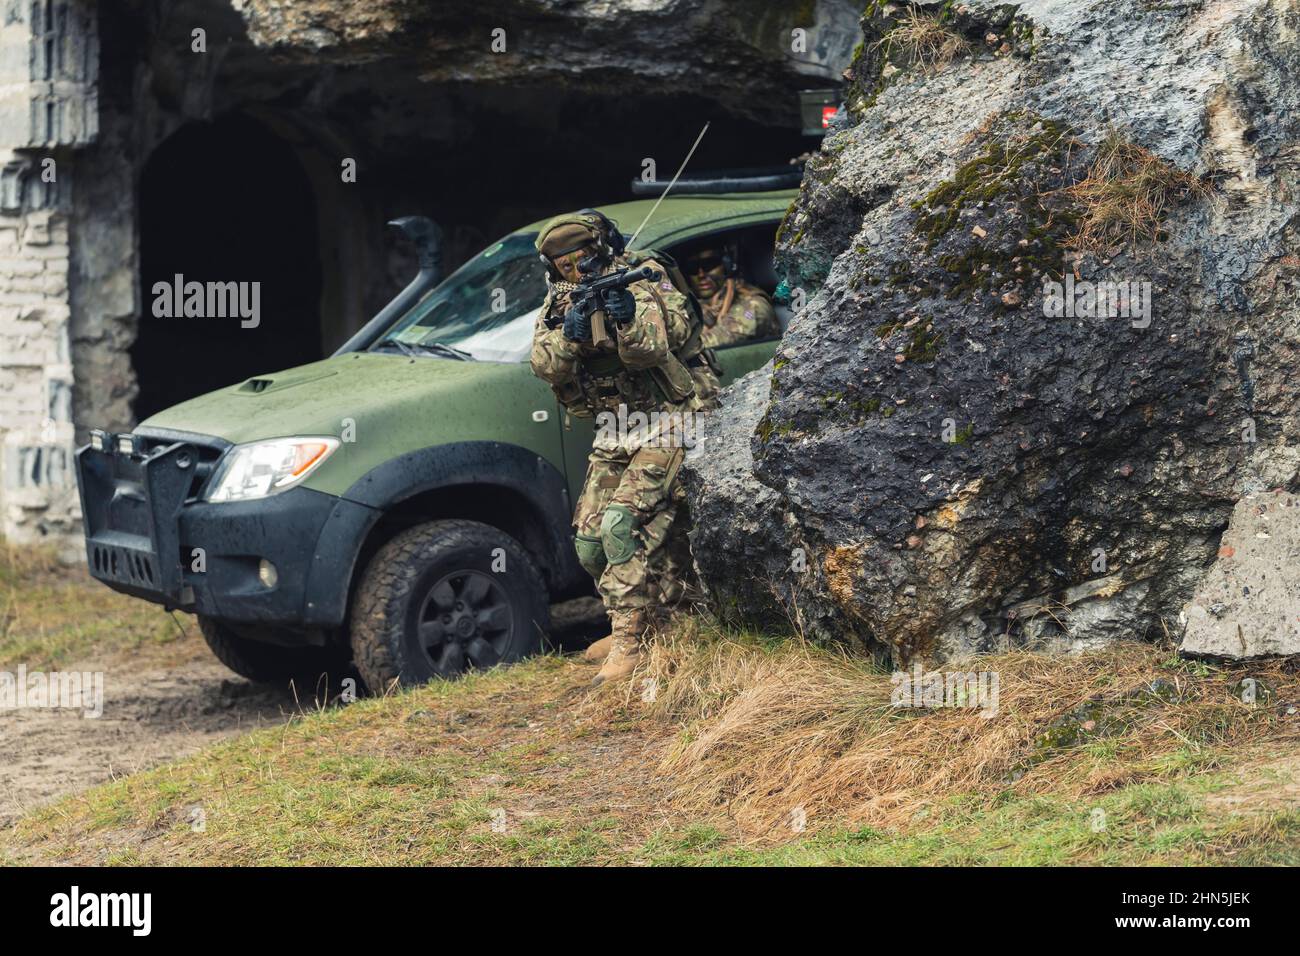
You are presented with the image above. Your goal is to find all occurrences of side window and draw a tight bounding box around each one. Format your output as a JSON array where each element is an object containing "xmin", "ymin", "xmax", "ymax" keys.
[{"xmin": 670, "ymin": 224, "xmax": 783, "ymax": 350}]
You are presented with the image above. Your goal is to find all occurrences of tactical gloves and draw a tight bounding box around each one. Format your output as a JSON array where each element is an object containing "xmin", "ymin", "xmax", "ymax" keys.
[
  {"xmin": 560, "ymin": 286, "xmax": 635, "ymax": 342},
  {"xmin": 562, "ymin": 304, "xmax": 592, "ymax": 342},
  {"xmin": 602, "ymin": 288, "xmax": 636, "ymax": 326}
]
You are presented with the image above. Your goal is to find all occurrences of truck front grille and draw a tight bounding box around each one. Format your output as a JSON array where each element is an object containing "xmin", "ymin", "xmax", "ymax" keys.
[
  {"xmin": 90, "ymin": 543, "xmax": 156, "ymax": 587},
  {"xmin": 131, "ymin": 431, "xmax": 229, "ymax": 500}
]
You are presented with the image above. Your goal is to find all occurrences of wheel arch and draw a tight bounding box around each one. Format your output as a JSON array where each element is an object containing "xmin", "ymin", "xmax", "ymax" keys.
[{"xmin": 302, "ymin": 441, "xmax": 587, "ymax": 629}]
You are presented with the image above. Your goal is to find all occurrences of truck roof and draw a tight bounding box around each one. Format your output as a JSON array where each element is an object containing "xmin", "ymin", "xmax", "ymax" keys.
[{"xmin": 516, "ymin": 190, "xmax": 798, "ymax": 251}]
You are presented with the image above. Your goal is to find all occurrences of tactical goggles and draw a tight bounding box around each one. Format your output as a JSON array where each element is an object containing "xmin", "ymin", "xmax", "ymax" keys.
[{"xmin": 685, "ymin": 254, "xmax": 724, "ymax": 274}]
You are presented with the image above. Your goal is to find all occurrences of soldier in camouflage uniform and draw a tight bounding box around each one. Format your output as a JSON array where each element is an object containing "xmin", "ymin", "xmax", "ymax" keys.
[
  {"xmin": 681, "ymin": 244, "xmax": 781, "ymax": 349},
  {"xmin": 530, "ymin": 210, "xmax": 717, "ymax": 685}
]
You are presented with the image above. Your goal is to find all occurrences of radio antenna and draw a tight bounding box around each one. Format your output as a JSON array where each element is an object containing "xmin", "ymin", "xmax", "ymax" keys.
[{"xmin": 626, "ymin": 122, "xmax": 710, "ymax": 251}]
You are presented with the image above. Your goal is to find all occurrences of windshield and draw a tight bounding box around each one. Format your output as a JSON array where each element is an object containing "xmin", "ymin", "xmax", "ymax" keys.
[{"xmin": 371, "ymin": 232, "xmax": 546, "ymax": 363}]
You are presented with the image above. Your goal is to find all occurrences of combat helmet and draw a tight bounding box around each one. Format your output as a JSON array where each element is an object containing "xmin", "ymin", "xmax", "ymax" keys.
[{"xmin": 535, "ymin": 209, "xmax": 625, "ymax": 278}]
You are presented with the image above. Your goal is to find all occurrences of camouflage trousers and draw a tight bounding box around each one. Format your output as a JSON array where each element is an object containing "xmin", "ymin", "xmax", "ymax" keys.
[{"xmin": 572, "ymin": 440, "xmax": 692, "ymax": 614}]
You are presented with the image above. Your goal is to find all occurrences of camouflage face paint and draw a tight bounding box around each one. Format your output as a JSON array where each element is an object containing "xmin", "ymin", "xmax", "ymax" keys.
[
  {"xmin": 550, "ymin": 243, "xmax": 598, "ymax": 283},
  {"xmin": 683, "ymin": 248, "xmax": 725, "ymax": 298},
  {"xmin": 688, "ymin": 265, "xmax": 726, "ymax": 298}
]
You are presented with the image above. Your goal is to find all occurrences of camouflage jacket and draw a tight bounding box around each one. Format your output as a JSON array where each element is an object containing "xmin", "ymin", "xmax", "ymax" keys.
[
  {"xmin": 531, "ymin": 257, "xmax": 705, "ymax": 419},
  {"xmin": 698, "ymin": 279, "xmax": 780, "ymax": 349}
]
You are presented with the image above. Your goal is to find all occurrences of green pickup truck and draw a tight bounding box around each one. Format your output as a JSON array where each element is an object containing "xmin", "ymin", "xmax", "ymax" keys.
[{"xmin": 76, "ymin": 187, "xmax": 792, "ymax": 691}]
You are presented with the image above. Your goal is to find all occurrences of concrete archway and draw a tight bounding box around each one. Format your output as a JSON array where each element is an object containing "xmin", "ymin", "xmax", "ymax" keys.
[{"xmin": 132, "ymin": 112, "xmax": 324, "ymax": 420}]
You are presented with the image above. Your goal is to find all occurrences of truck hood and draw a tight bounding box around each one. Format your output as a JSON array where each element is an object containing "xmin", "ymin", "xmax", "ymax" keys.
[{"xmin": 139, "ymin": 352, "xmax": 513, "ymax": 445}]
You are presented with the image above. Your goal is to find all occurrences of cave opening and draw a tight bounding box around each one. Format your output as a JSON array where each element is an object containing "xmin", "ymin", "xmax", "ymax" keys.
[
  {"xmin": 133, "ymin": 112, "xmax": 323, "ymax": 421},
  {"xmin": 356, "ymin": 89, "xmax": 813, "ymax": 327},
  {"xmin": 383, "ymin": 92, "xmax": 813, "ymax": 271}
]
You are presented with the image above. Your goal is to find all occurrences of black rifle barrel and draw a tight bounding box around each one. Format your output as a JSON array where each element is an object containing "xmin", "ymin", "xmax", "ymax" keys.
[{"xmin": 581, "ymin": 265, "xmax": 661, "ymax": 294}]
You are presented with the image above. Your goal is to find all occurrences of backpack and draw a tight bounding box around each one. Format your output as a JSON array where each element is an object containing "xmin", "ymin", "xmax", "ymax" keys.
[{"xmin": 623, "ymin": 248, "xmax": 720, "ymax": 377}]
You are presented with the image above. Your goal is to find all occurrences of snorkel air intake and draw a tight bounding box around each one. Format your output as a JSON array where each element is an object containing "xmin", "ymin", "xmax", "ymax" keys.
[{"xmin": 333, "ymin": 216, "xmax": 443, "ymax": 356}]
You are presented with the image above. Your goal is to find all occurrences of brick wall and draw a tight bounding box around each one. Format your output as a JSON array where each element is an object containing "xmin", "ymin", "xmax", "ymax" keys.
[
  {"xmin": 0, "ymin": 168, "xmax": 78, "ymax": 547},
  {"xmin": 0, "ymin": 0, "xmax": 97, "ymax": 551}
]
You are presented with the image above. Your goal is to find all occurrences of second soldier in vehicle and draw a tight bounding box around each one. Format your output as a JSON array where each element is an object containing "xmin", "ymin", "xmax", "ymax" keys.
[
  {"xmin": 681, "ymin": 242, "xmax": 781, "ymax": 348},
  {"xmin": 530, "ymin": 211, "xmax": 714, "ymax": 685}
]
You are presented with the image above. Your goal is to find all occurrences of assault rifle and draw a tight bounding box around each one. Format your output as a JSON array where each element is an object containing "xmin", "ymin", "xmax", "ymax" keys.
[{"xmin": 568, "ymin": 264, "xmax": 662, "ymax": 346}]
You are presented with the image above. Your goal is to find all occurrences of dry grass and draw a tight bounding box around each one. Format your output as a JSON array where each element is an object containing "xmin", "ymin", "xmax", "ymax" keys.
[
  {"xmin": 4, "ymin": 543, "xmax": 1298, "ymax": 865},
  {"xmin": 612, "ymin": 620, "xmax": 1299, "ymax": 837},
  {"xmin": 875, "ymin": 11, "xmax": 971, "ymax": 72},
  {"xmin": 1063, "ymin": 131, "xmax": 1211, "ymax": 253},
  {"xmin": 0, "ymin": 538, "xmax": 61, "ymax": 581},
  {"xmin": 7, "ymin": 606, "xmax": 1300, "ymax": 864},
  {"xmin": 0, "ymin": 537, "xmax": 178, "ymax": 669}
]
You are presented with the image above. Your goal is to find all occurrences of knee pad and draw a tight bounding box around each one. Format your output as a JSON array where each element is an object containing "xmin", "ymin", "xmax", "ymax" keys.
[
  {"xmin": 600, "ymin": 504, "xmax": 640, "ymax": 566},
  {"xmin": 574, "ymin": 534, "xmax": 607, "ymax": 577}
]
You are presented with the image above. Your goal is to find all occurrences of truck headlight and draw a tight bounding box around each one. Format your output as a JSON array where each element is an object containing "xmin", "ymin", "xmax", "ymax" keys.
[{"xmin": 204, "ymin": 437, "xmax": 340, "ymax": 503}]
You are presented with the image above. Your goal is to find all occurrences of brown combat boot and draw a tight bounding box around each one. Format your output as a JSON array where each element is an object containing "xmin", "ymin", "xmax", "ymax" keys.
[
  {"xmin": 581, "ymin": 635, "xmax": 613, "ymax": 663},
  {"xmin": 592, "ymin": 609, "xmax": 646, "ymax": 687}
]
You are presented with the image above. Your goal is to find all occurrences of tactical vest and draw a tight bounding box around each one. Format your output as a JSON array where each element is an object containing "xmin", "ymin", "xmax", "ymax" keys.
[{"xmin": 547, "ymin": 254, "xmax": 718, "ymax": 416}]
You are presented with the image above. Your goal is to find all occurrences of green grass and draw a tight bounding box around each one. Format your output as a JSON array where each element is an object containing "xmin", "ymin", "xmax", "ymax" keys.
[
  {"xmin": 6, "ymin": 652, "xmax": 1298, "ymax": 867},
  {"xmin": 695, "ymin": 788, "xmax": 1300, "ymax": 867},
  {"xmin": 2, "ymin": 542, "xmax": 1297, "ymax": 867},
  {"xmin": 0, "ymin": 542, "xmax": 180, "ymax": 669}
]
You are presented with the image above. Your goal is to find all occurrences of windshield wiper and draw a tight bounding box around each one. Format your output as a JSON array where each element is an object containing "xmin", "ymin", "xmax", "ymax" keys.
[
  {"xmin": 410, "ymin": 342, "xmax": 474, "ymax": 361},
  {"xmin": 372, "ymin": 339, "xmax": 473, "ymax": 361},
  {"xmin": 372, "ymin": 339, "xmax": 419, "ymax": 358}
]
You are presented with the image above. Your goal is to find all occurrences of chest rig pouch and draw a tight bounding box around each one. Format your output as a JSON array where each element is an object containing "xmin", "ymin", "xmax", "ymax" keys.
[
  {"xmin": 548, "ymin": 267, "xmax": 707, "ymax": 412},
  {"xmin": 576, "ymin": 351, "xmax": 627, "ymax": 410},
  {"xmin": 640, "ymin": 284, "xmax": 697, "ymax": 405}
]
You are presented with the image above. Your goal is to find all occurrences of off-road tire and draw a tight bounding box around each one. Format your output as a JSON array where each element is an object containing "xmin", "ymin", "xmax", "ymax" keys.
[
  {"xmin": 198, "ymin": 616, "xmax": 348, "ymax": 686},
  {"xmin": 350, "ymin": 519, "xmax": 549, "ymax": 694}
]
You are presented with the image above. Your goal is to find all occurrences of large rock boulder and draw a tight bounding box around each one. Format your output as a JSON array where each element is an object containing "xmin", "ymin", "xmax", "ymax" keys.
[
  {"xmin": 1180, "ymin": 491, "xmax": 1300, "ymax": 661},
  {"xmin": 685, "ymin": 366, "xmax": 865, "ymax": 649},
  {"xmin": 685, "ymin": 0, "xmax": 1300, "ymax": 664}
]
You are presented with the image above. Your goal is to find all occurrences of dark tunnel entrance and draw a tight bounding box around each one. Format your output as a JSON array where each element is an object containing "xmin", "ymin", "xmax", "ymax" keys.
[
  {"xmin": 350, "ymin": 91, "xmax": 813, "ymax": 334},
  {"xmin": 388, "ymin": 93, "xmax": 814, "ymax": 274},
  {"xmin": 133, "ymin": 113, "xmax": 323, "ymax": 421}
]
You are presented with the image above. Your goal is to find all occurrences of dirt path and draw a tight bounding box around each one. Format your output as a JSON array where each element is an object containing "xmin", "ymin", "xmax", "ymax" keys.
[
  {"xmin": 0, "ymin": 597, "xmax": 608, "ymax": 827},
  {"xmin": 0, "ymin": 646, "xmax": 302, "ymax": 826}
]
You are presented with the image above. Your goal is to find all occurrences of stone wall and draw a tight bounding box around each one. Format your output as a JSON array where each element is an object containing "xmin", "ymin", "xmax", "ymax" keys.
[{"xmin": 0, "ymin": 0, "xmax": 97, "ymax": 551}]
